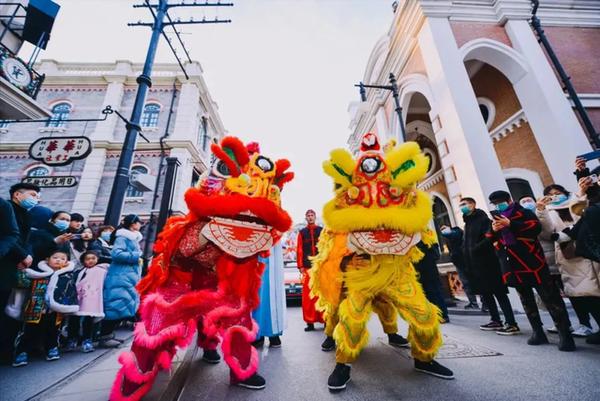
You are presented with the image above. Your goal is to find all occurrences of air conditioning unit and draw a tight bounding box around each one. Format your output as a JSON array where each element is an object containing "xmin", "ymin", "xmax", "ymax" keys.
[{"xmin": 129, "ymin": 172, "xmax": 156, "ymax": 192}]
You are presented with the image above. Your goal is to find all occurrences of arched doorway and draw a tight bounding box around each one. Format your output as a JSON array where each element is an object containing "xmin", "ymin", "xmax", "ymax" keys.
[
  {"xmin": 432, "ymin": 196, "xmax": 452, "ymax": 264},
  {"xmin": 506, "ymin": 178, "xmax": 534, "ymax": 202}
]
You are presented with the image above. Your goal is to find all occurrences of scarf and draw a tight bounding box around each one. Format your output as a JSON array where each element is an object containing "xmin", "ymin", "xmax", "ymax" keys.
[{"xmin": 499, "ymin": 203, "xmax": 518, "ymax": 246}]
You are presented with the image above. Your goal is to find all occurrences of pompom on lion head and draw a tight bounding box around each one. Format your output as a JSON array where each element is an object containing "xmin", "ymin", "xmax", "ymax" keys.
[{"xmin": 322, "ymin": 133, "xmax": 432, "ymax": 234}]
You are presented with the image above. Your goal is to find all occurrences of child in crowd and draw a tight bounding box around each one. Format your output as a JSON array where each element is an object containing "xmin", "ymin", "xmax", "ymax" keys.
[
  {"xmin": 66, "ymin": 251, "xmax": 108, "ymax": 353},
  {"xmin": 13, "ymin": 250, "xmax": 78, "ymax": 367}
]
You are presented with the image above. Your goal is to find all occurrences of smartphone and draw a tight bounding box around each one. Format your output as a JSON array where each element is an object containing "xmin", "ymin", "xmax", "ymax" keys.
[
  {"xmin": 590, "ymin": 174, "xmax": 599, "ymax": 184},
  {"xmin": 70, "ymin": 234, "xmax": 82, "ymax": 240},
  {"xmin": 577, "ymin": 150, "xmax": 600, "ymax": 162},
  {"xmin": 490, "ymin": 210, "xmax": 501, "ymax": 219}
]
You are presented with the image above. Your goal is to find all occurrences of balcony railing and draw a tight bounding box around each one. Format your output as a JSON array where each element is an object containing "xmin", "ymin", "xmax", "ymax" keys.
[{"xmin": 0, "ymin": 43, "xmax": 45, "ymax": 99}]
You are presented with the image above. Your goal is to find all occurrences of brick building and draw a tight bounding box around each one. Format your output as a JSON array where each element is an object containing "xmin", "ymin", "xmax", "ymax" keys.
[
  {"xmin": 0, "ymin": 60, "xmax": 226, "ymax": 230},
  {"xmin": 348, "ymin": 0, "xmax": 599, "ymax": 264}
]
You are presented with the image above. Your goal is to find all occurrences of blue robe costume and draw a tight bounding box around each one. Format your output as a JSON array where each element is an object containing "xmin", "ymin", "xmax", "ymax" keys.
[{"xmin": 253, "ymin": 244, "xmax": 286, "ymax": 337}]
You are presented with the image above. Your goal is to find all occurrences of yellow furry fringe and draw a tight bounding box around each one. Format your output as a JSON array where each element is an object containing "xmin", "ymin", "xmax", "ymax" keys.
[
  {"xmin": 322, "ymin": 190, "xmax": 433, "ymax": 233},
  {"xmin": 384, "ymin": 141, "xmax": 429, "ymax": 187}
]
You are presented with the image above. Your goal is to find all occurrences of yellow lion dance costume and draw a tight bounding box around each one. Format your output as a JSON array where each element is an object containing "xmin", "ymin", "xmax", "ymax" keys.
[{"xmin": 311, "ymin": 133, "xmax": 454, "ymax": 391}]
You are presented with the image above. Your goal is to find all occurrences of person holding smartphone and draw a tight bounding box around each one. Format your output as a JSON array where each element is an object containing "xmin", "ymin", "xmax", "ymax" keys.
[{"xmin": 486, "ymin": 190, "xmax": 575, "ymax": 351}]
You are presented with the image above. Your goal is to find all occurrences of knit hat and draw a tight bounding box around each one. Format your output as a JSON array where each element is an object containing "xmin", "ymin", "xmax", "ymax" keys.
[{"xmin": 488, "ymin": 190, "xmax": 511, "ymax": 204}]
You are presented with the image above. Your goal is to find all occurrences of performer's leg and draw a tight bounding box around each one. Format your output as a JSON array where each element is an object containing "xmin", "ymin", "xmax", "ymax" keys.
[
  {"xmin": 302, "ymin": 270, "xmax": 324, "ymax": 328},
  {"xmin": 372, "ymin": 296, "xmax": 398, "ymax": 334},
  {"xmin": 333, "ymin": 290, "xmax": 372, "ymax": 364}
]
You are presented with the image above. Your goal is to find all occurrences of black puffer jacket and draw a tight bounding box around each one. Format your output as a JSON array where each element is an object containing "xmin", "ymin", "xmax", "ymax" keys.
[
  {"xmin": 572, "ymin": 203, "xmax": 600, "ymax": 263},
  {"xmin": 462, "ymin": 209, "xmax": 507, "ymax": 294},
  {"xmin": 29, "ymin": 222, "xmax": 70, "ymax": 267}
]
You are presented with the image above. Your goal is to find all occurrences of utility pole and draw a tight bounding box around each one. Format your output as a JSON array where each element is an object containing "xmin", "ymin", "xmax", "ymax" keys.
[
  {"xmin": 355, "ymin": 72, "xmax": 406, "ymax": 142},
  {"xmin": 103, "ymin": 0, "xmax": 232, "ymax": 227},
  {"xmin": 530, "ymin": 0, "xmax": 599, "ymax": 149}
]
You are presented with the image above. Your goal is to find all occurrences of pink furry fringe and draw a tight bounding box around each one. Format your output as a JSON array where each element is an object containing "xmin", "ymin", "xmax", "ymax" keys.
[
  {"xmin": 221, "ymin": 321, "xmax": 260, "ymax": 381},
  {"xmin": 133, "ymin": 318, "xmax": 196, "ymax": 350},
  {"xmin": 110, "ymin": 367, "xmax": 154, "ymax": 401}
]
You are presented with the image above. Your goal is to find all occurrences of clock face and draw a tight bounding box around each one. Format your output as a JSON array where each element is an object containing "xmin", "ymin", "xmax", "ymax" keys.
[{"xmin": 2, "ymin": 57, "xmax": 32, "ymax": 87}]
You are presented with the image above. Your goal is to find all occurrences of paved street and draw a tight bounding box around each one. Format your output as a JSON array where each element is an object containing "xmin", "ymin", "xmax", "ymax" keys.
[{"xmin": 4, "ymin": 303, "xmax": 598, "ymax": 401}]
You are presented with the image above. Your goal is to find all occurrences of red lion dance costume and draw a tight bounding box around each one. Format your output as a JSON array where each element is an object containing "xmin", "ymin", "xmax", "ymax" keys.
[{"xmin": 110, "ymin": 136, "xmax": 293, "ymax": 400}]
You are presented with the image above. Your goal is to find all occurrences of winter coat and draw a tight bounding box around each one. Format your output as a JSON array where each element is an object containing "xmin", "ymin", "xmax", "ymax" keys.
[
  {"xmin": 75, "ymin": 264, "xmax": 108, "ymax": 317},
  {"xmin": 103, "ymin": 229, "xmax": 142, "ymax": 320},
  {"xmin": 440, "ymin": 227, "xmax": 466, "ymax": 269},
  {"xmin": 487, "ymin": 204, "xmax": 550, "ymax": 287},
  {"xmin": 537, "ymin": 202, "xmax": 600, "ymax": 297},
  {"xmin": 88, "ymin": 238, "xmax": 113, "ymax": 264},
  {"xmin": 462, "ymin": 209, "xmax": 507, "ymax": 294},
  {"xmin": 22, "ymin": 261, "xmax": 78, "ymax": 323},
  {"xmin": 571, "ymin": 203, "xmax": 600, "ymax": 275},
  {"xmin": 0, "ymin": 201, "xmax": 32, "ymax": 291},
  {"xmin": 29, "ymin": 222, "xmax": 71, "ymax": 268},
  {"xmin": 0, "ymin": 197, "xmax": 19, "ymax": 259}
]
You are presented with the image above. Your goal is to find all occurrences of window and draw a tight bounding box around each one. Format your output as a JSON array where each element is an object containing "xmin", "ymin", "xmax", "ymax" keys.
[
  {"xmin": 198, "ymin": 117, "xmax": 210, "ymax": 151},
  {"xmin": 506, "ymin": 178, "xmax": 534, "ymax": 203},
  {"xmin": 476, "ymin": 97, "xmax": 496, "ymax": 129},
  {"xmin": 191, "ymin": 168, "xmax": 201, "ymax": 187},
  {"xmin": 126, "ymin": 165, "xmax": 149, "ymax": 198},
  {"xmin": 46, "ymin": 103, "xmax": 71, "ymax": 127},
  {"xmin": 141, "ymin": 103, "xmax": 160, "ymax": 128},
  {"xmin": 27, "ymin": 166, "xmax": 50, "ymax": 177}
]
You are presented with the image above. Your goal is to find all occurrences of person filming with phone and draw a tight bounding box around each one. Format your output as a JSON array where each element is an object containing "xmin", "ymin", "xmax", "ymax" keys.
[{"xmin": 486, "ymin": 190, "xmax": 575, "ymax": 351}]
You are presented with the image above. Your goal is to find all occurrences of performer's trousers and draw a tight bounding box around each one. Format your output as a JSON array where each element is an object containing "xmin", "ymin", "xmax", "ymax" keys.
[
  {"xmin": 327, "ymin": 261, "xmax": 442, "ymax": 364},
  {"xmin": 301, "ymin": 269, "xmax": 324, "ymax": 324}
]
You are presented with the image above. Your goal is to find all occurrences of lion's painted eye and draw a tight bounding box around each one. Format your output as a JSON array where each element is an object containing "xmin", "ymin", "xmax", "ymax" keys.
[
  {"xmin": 212, "ymin": 160, "xmax": 231, "ymax": 178},
  {"xmin": 256, "ymin": 156, "xmax": 274, "ymax": 172},
  {"xmin": 360, "ymin": 157, "xmax": 381, "ymax": 174}
]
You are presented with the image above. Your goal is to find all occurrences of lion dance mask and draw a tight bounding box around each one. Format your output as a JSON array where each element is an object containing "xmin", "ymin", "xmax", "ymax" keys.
[
  {"xmin": 310, "ymin": 133, "xmax": 448, "ymax": 388},
  {"xmin": 110, "ymin": 136, "xmax": 293, "ymax": 400}
]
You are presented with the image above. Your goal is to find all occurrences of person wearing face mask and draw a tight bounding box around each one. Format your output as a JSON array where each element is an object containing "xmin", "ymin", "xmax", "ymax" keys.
[
  {"xmin": 439, "ymin": 225, "xmax": 479, "ymax": 309},
  {"xmin": 459, "ymin": 197, "xmax": 518, "ymax": 335},
  {"xmin": 0, "ymin": 183, "xmax": 39, "ymax": 363},
  {"xmin": 535, "ymin": 185, "xmax": 598, "ymax": 339},
  {"xmin": 88, "ymin": 225, "xmax": 115, "ymax": 264},
  {"xmin": 29, "ymin": 211, "xmax": 73, "ymax": 269},
  {"xmin": 487, "ymin": 190, "xmax": 575, "ymax": 351}
]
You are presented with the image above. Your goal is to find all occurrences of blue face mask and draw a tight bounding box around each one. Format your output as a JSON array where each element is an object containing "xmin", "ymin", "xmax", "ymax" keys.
[
  {"xmin": 521, "ymin": 201, "xmax": 536, "ymax": 211},
  {"xmin": 460, "ymin": 205, "xmax": 471, "ymax": 215},
  {"xmin": 53, "ymin": 220, "xmax": 69, "ymax": 232},
  {"xmin": 441, "ymin": 228, "xmax": 452, "ymax": 235},
  {"xmin": 20, "ymin": 196, "xmax": 38, "ymax": 211},
  {"xmin": 551, "ymin": 194, "xmax": 568, "ymax": 206},
  {"xmin": 100, "ymin": 232, "xmax": 112, "ymax": 242},
  {"xmin": 495, "ymin": 202, "xmax": 509, "ymax": 212}
]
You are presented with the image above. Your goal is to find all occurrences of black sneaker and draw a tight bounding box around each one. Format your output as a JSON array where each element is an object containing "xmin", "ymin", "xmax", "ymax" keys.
[
  {"xmin": 414, "ymin": 359, "xmax": 454, "ymax": 380},
  {"xmin": 268, "ymin": 336, "xmax": 281, "ymax": 348},
  {"xmin": 479, "ymin": 321, "xmax": 503, "ymax": 331},
  {"xmin": 234, "ymin": 373, "xmax": 266, "ymax": 390},
  {"xmin": 304, "ymin": 323, "xmax": 315, "ymax": 332},
  {"xmin": 202, "ymin": 349, "xmax": 221, "ymax": 364},
  {"xmin": 495, "ymin": 324, "xmax": 520, "ymax": 336},
  {"xmin": 527, "ymin": 329, "xmax": 549, "ymax": 345},
  {"xmin": 388, "ymin": 333, "xmax": 410, "ymax": 348},
  {"xmin": 321, "ymin": 336, "xmax": 336, "ymax": 352},
  {"xmin": 327, "ymin": 363, "xmax": 351, "ymax": 391},
  {"xmin": 251, "ymin": 336, "xmax": 265, "ymax": 348}
]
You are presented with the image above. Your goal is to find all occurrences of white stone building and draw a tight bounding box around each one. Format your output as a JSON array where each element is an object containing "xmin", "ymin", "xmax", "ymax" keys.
[{"xmin": 0, "ymin": 60, "xmax": 226, "ymax": 228}]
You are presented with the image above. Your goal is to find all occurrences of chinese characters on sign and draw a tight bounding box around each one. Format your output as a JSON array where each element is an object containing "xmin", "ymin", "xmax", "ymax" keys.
[
  {"xmin": 28, "ymin": 136, "xmax": 92, "ymax": 166},
  {"xmin": 22, "ymin": 175, "xmax": 78, "ymax": 188}
]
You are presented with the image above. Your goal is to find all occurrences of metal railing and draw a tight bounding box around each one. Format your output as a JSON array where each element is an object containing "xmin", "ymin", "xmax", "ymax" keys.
[{"xmin": 0, "ymin": 43, "xmax": 46, "ymax": 99}]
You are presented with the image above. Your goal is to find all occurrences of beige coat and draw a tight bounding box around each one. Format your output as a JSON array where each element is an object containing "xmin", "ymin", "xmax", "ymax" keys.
[{"xmin": 537, "ymin": 204, "xmax": 600, "ymax": 297}]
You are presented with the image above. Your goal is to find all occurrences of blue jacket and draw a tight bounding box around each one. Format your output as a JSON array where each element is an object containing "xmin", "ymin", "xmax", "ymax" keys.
[{"xmin": 103, "ymin": 230, "xmax": 142, "ymax": 320}]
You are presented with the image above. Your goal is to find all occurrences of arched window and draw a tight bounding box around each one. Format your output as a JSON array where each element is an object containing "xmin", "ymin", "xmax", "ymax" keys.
[
  {"xmin": 126, "ymin": 165, "xmax": 149, "ymax": 198},
  {"xmin": 477, "ymin": 97, "xmax": 496, "ymax": 129},
  {"xmin": 432, "ymin": 196, "xmax": 452, "ymax": 263},
  {"xmin": 46, "ymin": 102, "xmax": 71, "ymax": 127},
  {"xmin": 141, "ymin": 103, "xmax": 160, "ymax": 127},
  {"xmin": 506, "ymin": 178, "xmax": 534, "ymax": 202},
  {"xmin": 27, "ymin": 166, "xmax": 50, "ymax": 177}
]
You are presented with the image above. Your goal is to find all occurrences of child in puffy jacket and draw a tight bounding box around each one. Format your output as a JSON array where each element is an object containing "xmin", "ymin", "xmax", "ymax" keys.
[
  {"xmin": 13, "ymin": 250, "xmax": 78, "ymax": 367},
  {"xmin": 66, "ymin": 250, "xmax": 108, "ymax": 353}
]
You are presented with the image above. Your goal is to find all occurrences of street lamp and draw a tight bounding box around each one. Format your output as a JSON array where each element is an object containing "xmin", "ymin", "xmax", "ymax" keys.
[{"xmin": 355, "ymin": 72, "xmax": 406, "ymax": 142}]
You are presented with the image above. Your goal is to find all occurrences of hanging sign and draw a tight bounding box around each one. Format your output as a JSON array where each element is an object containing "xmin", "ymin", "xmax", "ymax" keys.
[
  {"xmin": 28, "ymin": 136, "xmax": 92, "ymax": 166},
  {"xmin": 22, "ymin": 175, "xmax": 78, "ymax": 188}
]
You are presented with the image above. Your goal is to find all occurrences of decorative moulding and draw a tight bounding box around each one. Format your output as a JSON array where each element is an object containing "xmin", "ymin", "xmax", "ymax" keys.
[{"xmin": 489, "ymin": 109, "xmax": 527, "ymax": 142}]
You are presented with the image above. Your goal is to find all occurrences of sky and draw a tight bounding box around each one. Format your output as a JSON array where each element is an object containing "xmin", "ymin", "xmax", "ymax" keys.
[{"xmin": 33, "ymin": 0, "xmax": 393, "ymax": 223}]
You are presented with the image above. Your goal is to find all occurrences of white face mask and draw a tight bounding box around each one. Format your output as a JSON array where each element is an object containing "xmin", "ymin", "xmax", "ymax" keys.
[{"xmin": 441, "ymin": 228, "xmax": 451, "ymax": 235}]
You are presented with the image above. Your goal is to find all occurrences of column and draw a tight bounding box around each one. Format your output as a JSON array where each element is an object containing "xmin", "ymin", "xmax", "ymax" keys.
[
  {"xmin": 418, "ymin": 18, "xmax": 508, "ymax": 218},
  {"xmin": 171, "ymin": 82, "xmax": 200, "ymax": 143},
  {"xmin": 505, "ymin": 20, "xmax": 593, "ymax": 190},
  {"xmin": 71, "ymin": 78, "xmax": 125, "ymax": 219}
]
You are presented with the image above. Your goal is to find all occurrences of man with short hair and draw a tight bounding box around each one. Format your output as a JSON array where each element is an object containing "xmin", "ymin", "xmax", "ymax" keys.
[
  {"xmin": 459, "ymin": 197, "xmax": 519, "ymax": 335},
  {"xmin": 0, "ymin": 183, "xmax": 40, "ymax": 361},
  {"xmin": 486, "ymin": 190, "xmax": 575, "ymax": 351},
  {"xmin": 296, "ymin": 209, "xmax": 325, "ymax": 331}
]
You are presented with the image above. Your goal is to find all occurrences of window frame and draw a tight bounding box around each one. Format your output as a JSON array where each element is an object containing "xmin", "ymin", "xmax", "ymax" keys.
[
  {"xmin": 125, "ymin": 165, "xmax": 150, "ymax": 199},
  {"xmin": 46, "ymin": 102, "xmax": 72, "ymax": 128},
  {"xmin": 141, "ymin": 103, "xmax": 161, "ymax": 128}
]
